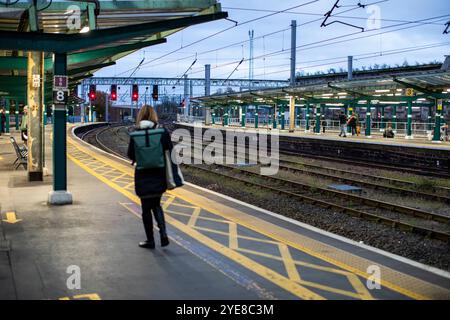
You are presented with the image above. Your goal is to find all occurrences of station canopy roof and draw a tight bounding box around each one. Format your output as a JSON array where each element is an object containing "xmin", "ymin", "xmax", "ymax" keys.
[
  {"xmin": 194, "ymin": 68, "xmax": 450, "ymax": 106},
  {"xmin": 0, "ymin": 0, "xmax": 227, "ymax": 102}
]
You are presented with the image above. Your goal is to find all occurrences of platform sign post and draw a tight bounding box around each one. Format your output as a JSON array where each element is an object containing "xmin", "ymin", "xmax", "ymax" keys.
[
  {"xmin": 48, "ymin": 52, "xmax": 72, "ymax": 205},
  {"xmin": 433, "ymin": 99, "xmax": 443, "ymax": 143},
  {"xmin": 365, "ymin": 102, "xmax": 372, "ymax": 138},
  {"xmin": 392, "ymin": 105, "xmax": 398, "ymax": 133},
  {"xmin": 305, "ymin": 104, "xmax": 310, "ymax": 132}
]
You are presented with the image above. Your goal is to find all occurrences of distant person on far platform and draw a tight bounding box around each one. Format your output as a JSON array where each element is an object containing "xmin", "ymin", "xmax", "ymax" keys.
[
  {"xmin": 338, "ymin": 112, "xmax": 348, "ymax": 137},
  {"xmin": 347, "ymin": 114, "xmax": 357, "ymax": 136},
  {"xmin": 20, "ymin": 106, "xmax": 28, "ymax": 142},
  {"xmin": 355, "ymin": 113, "xmax": 361, "ymax": 136},
  {"xmin": 383, "ymin": 123, "xmax": 395, "ymax": 139}
]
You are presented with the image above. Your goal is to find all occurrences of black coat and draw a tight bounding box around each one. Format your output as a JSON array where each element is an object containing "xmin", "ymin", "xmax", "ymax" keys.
[{"xmin": 127, "ymin": 126, "xmax": 173, "ymax": 199}]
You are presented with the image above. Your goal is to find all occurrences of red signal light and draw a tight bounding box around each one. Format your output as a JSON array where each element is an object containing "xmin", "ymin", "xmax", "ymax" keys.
[
  {"xmin": 111, "ymin": 85, "xmax": 117, "ymax": 101},
  {"xmin": 132, "ymin": 84, "xmax": 139, "ymax": 102}
]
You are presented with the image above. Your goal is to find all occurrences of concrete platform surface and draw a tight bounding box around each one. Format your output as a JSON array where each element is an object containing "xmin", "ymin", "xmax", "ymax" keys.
[{"xmin": 0, "ymin": 127, "xmax": 450, "ymax": 300}]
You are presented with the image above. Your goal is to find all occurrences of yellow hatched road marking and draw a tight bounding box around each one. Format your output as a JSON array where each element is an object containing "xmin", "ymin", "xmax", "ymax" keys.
[
  {"xmin": 67, "ymin": 136, "xmax": 450, "ymax": 300},
  {"xmin": 279, "ymin": 243, "xmax": 301, "ymax": 282},
  {"xmin": 188, "ymin": 208, "xmax": 201, "ymax": 227},
  {"xmin": 229, "ymin": 223, "xmax": 239, "ymax": 250}
]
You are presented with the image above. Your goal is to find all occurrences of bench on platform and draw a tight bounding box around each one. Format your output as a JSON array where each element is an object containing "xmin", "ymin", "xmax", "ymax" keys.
[{"xmin": 10, "ymin": 136, "xmax": 27, "ymax": 170}]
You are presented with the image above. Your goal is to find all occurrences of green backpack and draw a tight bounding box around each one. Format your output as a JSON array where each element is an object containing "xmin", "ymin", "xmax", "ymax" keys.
[{"xmin": 130, "ymin": 129, "xmax": 166, "ymax": 170}]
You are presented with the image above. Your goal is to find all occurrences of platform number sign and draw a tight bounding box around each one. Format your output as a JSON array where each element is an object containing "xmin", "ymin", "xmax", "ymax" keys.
[
  {"xmin": 53, "ymin": 75, "xmax": 69, "ymax": 106},
  {"xmin": 406, "ymin": 88, "xmax": 415, "ymax": 97},
  {"xmin": 437, "ymin": 99, "xmax": 443, "ymax": 111},
  {"xmin": 53, "ymin": 89, "xmax": 69, "ymax": 105}
]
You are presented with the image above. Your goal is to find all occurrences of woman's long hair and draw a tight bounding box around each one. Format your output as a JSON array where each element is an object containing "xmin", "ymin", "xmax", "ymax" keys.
[{"xmin": 136, "ymin": 105, "xmax": 159, "ymax": 125}]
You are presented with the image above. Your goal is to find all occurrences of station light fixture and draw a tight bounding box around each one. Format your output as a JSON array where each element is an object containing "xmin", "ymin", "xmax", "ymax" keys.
[
  {"xmin": 111, "ymin": 85, "xmax": 117, "ymax": 101},
  {"xmin": 89, "ymin": 85, "xmax": 96, "ymax": 101},
  {"xmin": 375, "ymin": 89, "xmax": 391, "ymax": 93},
  {"xmin": 132, "ymin": 84, "xmax": 139, "ymax": 102}
]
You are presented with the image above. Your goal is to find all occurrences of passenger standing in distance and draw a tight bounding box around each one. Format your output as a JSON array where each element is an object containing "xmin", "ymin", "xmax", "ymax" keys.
[
  {"xmin": 339, "ymin": 111, "xmax": 348, "ymax": 137},
  {"xmin": 127, "ymin": 106, "xmax": 171, "ymax": 249}
]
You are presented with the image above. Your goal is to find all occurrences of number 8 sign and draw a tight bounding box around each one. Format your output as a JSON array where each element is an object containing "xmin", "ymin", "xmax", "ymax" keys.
[{"xmin": 53, "ymin": 89, "xmax": 68, "ymax": 105}]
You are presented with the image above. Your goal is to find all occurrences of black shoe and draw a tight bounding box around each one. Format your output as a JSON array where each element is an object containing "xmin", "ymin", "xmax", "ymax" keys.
[
  {"xmin": 160, "ymin": 235, "xmax": 170, "ymax": 247},
  {"xmin": 139, "ymin": 241, "xmax": 156, "ymax": 249}
]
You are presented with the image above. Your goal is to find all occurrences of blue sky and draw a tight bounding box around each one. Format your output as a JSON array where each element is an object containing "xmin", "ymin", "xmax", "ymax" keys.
[{"xmin": 96, "ymin": 0, "xmax": 450, "ymax": 86}]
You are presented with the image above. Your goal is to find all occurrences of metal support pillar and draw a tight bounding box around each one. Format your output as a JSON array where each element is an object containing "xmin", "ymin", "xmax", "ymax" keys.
[
  {"xmin": 280, "ymin": 105, "xmax": 286, "ymax": 130},
  {"xmin": 105, "ymin": 94, "xmax": 109, "ymax": 122},
  {"xmin": 314, "ymin": 105, "xmax": 321, "ymax": 134},
  {"xmin": 27, "ymin": 51, "xmax": 44, "ymax": 182},
  {"xmin": 289, "ymin": 96, "xmax": 295, "ymax": 132},
  {"xmin": 347, "ymin": 105, "xmax": 353, "ymax": 134},
  {"xmin": 205, "ymin": 64, "xmax": 211, "ymax": 96},
  {"xmin": 380, "ymin": 106, "xmax": 386, "ymax": 131},
  {"xmin": 433, "ymin": 99, "xmax": 443, "ymax": 143},
  {"xmin": 255, "ymin": 106, "xmax": 259, "ymax": 129},
  {"xmin": 184, "ymin": 75, "xmax": 189, "ymax": 117},
  {"xmin": 406, "ymin": 101, "xmax": 413, "ymax": 139},
  {"xmin": 241, "ymin": 105, "xmax": 247, "ymax": 128},
  {"xmin": 365, "ymin": 102, "xmax": 372, "ymax": 138},
  {"xmin": 348, "ymin": 56, "xmax": 353, "ymax": 81},
  {"xmin": 290, "ymin": 21, "xmax": 297, "ymax": 86},
  {"xmin": 48, "ymin": 52, "xmax": 72, "ymax": 205},
  {"xmin": 305, "ymin": 104, "xmax": 310, "ymax": 132},
  {"xmin": 223, "ymin": 107, "xmax": 229, "ymax": 127}
]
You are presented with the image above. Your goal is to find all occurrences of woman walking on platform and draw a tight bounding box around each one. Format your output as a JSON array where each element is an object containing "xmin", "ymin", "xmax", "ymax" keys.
[{"xmin": 127, "ymin": 106, "xmax": 173, "ymax": 249}]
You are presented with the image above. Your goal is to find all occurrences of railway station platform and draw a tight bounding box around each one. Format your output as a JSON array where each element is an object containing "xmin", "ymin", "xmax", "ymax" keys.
[
  {"xmin": 1, "ymin": 126, "xmax": 450, "ymax": 300},
  {"xmin": 176, "ymin": 122, "xmax": 450, "ymax": 174}
]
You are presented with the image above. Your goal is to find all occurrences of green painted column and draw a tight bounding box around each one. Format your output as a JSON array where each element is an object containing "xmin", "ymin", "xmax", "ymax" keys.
[
  {"xmin": 280, "ymin": 105, "xmax": 286, "ymax": 130},
  {"xmin": 305, "ymin": 104, "xmax": 310, "ymax": 132},
  {"xmin": 392, "ymin": 105, "xmax": 398, "ymax": 132},
  {"xmin": 49, "ymin": 52, "xmax": 72, "ymax": 205},
  {"xmin": 315, "ymin": 105, "xmax": 321, "ymax": 134},
  {"xmin": 255, "ymin": 106, "xmax": 259, "ymax": 129},
  {"xmin": 5, "ymin": 98, "xmax": 10, "ymax": 134},
  {"xmin": 241, "ymin": 105, "xmax": 247, "ymax": 128},
  {"xmin": 427, "ymin": 106, "xmax": 433, "ymax": 132},
  {"xmin": 296, "ymin": 107, "xmax": 301, "ymax": 128},
  {"xmin": 406, "ymin": 101, "xmax": 413, "ymax": 139},
  {"xmin": 43, "ymin": 105, "xmax": 48, "ymax": 125},
  {"xmin": 433, "ymin": 99, "xmax": 443, "ymax": 143},
  {"xmin": 212, "ymin": 110, "xmax": 216, "ymax": 125},
  {"xmin": 365, "ymin": 102, "xmax": 372, "ymax": 138},
  {"xmin": 380, "ymin": 106, "xmax": 386, "ymax": 131}
]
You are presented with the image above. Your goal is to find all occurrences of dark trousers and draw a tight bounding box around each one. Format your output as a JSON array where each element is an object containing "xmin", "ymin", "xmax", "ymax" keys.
[{"xmin": 141, "ymin": 196, "xmax": 167, "ymax": 241}]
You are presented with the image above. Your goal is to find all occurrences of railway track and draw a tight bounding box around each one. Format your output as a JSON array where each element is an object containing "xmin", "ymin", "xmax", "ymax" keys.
[
  {"xmin": 186, "ymin": 139, "xmax": 450, "ymax": 202},
  {"xmin": 83, "ymin": 125, "xmax": 450, "ymax": 242}
]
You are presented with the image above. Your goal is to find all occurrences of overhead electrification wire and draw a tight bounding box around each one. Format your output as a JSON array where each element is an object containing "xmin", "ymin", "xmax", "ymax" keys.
[
  {"xmin": 221, "ymin": 58, "xmax": 244, "ymax": 85},
  {"xmin": 116, "ymin": 0, "xmax": 319, "ymax": 76},
  {"xmin": 188, "ymin": 14, "xmax": 449, "ymax": 76}
]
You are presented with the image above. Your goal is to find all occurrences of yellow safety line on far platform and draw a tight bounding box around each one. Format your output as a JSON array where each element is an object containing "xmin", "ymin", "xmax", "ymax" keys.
[{"xmin": 66, "ymin": 135, "xmax": 450, "ymax": 300}]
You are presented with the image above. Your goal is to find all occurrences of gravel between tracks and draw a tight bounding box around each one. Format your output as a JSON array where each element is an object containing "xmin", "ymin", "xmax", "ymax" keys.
[{"xmin": 89, "ymin": 125, "xmax": 450, "ymax": 272}]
